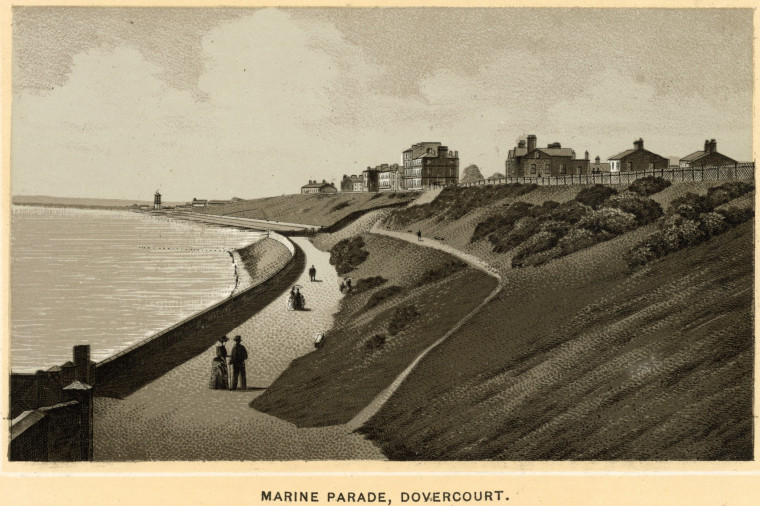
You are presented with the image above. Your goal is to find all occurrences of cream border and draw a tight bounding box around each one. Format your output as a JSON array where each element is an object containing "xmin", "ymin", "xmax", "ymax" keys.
[{"xmin": 1, "ymin": 1, "xmax": 758, "ymax": 504}]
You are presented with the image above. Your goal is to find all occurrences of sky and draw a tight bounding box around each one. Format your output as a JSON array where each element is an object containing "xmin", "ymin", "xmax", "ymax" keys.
[{"xmin": 11, "ymin": 7, "xmax": 753, "ymax": 201}]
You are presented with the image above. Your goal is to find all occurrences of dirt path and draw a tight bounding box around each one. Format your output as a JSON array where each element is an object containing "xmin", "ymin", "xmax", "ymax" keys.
[
  {"xmin": 346, "ymin": 224, "xmax": 503, "ymax": 431},
  {"xmin": 94, "ymin": 237, "xmax": 384, "ymax": 460}
]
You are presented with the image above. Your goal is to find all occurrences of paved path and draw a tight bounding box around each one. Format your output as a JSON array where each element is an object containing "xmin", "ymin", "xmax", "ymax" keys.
[
  {"xmin": 346, "ymin": 224, "xmax": 503, "ymax": 431},
  {"xmin": 94, "ymin": 237, "xmax": 384, "ymax": 460}
]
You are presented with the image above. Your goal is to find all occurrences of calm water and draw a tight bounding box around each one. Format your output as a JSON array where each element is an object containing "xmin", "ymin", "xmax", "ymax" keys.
[{"xmin": 11, "ymin": 206, "xmax": 264, "ymax": 372}]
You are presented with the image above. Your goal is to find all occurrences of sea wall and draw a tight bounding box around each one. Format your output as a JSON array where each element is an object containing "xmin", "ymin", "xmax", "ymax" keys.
[{"xmin": 94, "ymin": 231, "xmax": 296, "ymax": 386}]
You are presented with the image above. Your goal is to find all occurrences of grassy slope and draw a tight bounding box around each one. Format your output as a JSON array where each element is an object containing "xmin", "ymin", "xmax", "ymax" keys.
[
  {"xmin": 194, "ymin": 192, "xmax": 413, "ymax": 227},
  {"xmin": 251, "ymin": 234, "xmax": 498, "ymax": 427},
  {"xmin": 358, "ymin": 183, "xmax": 753, "ymax": 460}
]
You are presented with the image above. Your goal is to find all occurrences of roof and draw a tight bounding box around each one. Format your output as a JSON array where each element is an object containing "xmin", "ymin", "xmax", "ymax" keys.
[
  {"xmin": 46, "ymin": 365, "xmax": 62, "ymax": 373},
  {"xmin": 10, "ymin": 410, "xmax": 47, "ymax": 439},
  {"xmin": 511, "ymin": 147, "xmax": 528, "ymax": 158},
  {"xmin": 534, "ymin": 148, "xmax": 575, "ymax": 158},
  {"xmin": 680, "ymin": 150, "xmax": 707, "ymax": 162},
  {"xmin": 63, "ymin": 380, "xmax": 93, "ymax": 391},
  {"xmin": 608, "ymin": 149, "xmax": 637, "ymax": 160},
  {"xmin": 301, "ymin": 182, "xmax": 334, "ymax": 189}
]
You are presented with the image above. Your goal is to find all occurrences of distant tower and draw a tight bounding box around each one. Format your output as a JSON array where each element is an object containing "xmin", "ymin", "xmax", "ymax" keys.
[{"xmin": 154, "ymin": 190, "xmax": 162, "ymax": 210}]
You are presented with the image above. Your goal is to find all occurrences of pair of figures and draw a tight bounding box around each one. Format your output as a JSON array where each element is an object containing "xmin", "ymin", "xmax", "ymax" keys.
[
  {"xmin": 288, "ymin": 286, "xmax": 306, "ymax": 311},
  {"xmin": 209, "ymin": 335, "xmax": 248, "ymax": 390}
]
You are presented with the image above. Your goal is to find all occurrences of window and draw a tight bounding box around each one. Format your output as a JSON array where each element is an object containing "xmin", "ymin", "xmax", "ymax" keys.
[
  {"xmin": 545, "ymin": 163, "xmax": 551, "ymax": 173},
  {"xmin": 535, "ymin": 152, "xmax": 539, "ymax": 159},
  {"xmin": 649, "ymin": 162, "xmax": 654, "ymax": 170},
  {"xmin": 560, "ymin": 164, "xmax": 566, "ymax": 175},
  {"xmin": 627, "ymin": 161, "xmax": 633, "ymax": 171},
  {"xmin": 530, "ymin": 164, "xmax": 537, "ymax": 174}
]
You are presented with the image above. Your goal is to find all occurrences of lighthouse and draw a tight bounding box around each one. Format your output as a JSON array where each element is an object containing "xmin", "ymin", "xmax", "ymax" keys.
[{"xmin": 154, "ymin": 190, "xmax": 162, "ymax": 210}]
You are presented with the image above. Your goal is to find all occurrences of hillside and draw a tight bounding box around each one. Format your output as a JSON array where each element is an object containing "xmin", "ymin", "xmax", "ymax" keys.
[
  {"xmin": 255, "ymin": 179, "xmax": 753, "ymax": 460},
  {"xmin": 251, "ymin": 233, "xmax": 498, "ymax": 426},
  {"xmin": 194, "ymin": 192, "xmax": 414, "ymax": 228}
]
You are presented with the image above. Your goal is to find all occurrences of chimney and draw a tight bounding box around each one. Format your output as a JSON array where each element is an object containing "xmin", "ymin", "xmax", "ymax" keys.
[
  {"xmin": 704, "ymin": 139, "xmax": 711, "ymax": 152},
  {"xmin": 595, "ymin": 156, "xmax": 600, "ymax": 164},
  {"xmin": 585, "ymin": 151, "xmax": 589, "ymax": 160},
  {"xmin": 518, "ymin": 140, "xmax": 526, "ymax": 148},
  {"xmin": 322, "ymin": 179, "xmax": 326, "ymax": 183},
  {"xmin": 710, "ymin": 139, "xmax": 717, "ymax": 153},
  {"xmin": 527, "ymin": 135, "xmax": 537, "ymax": 152},
  {"xmin": 634, "ymin": 138, "xmax": 644, "ymax": 150}
]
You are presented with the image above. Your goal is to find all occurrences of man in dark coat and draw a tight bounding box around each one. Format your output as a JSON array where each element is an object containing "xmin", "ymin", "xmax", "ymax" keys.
[
  {"xmin": 229, "ymin": 335, "xmax": 248, "ymax": 391},
  {"xmin": 309, "ymin": 265, "xmax": 317, "ymax": 282},
  {"xmin": 417, "ymin": 230, "xmax": 422, "ymax": 241}
]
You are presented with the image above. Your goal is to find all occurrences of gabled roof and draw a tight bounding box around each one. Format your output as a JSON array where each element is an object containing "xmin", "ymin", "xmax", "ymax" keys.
[
  {"xmin": 680, "ymin": 150, "xmax": 707, "ymax": 162},
  {"xmin": 511, "ymin": 147, "xmax": 528, "ymax": 158},
  {"xmin": 535, "ymin": 148, "xmax": 574, "ymax": 157},
  {"xmin": 608, "ymin": 149, "xmax": 636, "ymax": 160},
  {"xmin": 301, "ymin": 182, "xmax": 334, "ymax": 189}
]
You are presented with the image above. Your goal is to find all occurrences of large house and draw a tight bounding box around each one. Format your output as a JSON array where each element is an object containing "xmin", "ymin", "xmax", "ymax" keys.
[
  {"xmin": 301, "ymin": 180, "xmax": 337, "ymax": 195},
  {"xmin": 505, "ymin": 135, "xmax": 590, "ymax": 177},
  {"xmin": 340, "ymin": 174, "xmax": 365, "ymax": 192},
  {"xmin": 361, "ymin": 163, "xmax": 402, "ymax": 192},
  {"xmin": 608, "ymin": 138, "xmax": 668, "ymax": 172},
  {"xmin": 679, "ymin": 139, "xmax": 736, "ymax": 168},
  {"xmin": 402, "ymin": 142, "xmax": 459, "ymax": 191}
]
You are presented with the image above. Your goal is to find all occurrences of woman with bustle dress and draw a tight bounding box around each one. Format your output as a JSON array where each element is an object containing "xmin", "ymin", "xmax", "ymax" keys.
[{"xmin": 209, "ymin": 336, "xmax": 230, "ymax": 389}]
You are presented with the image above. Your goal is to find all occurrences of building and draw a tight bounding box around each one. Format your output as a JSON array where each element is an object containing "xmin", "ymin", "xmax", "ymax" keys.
[
  {"xmin": 153, "ymin": 190, "xmax": 162, "ymax": 210},
  {"xmin": 191, "ymin": 198, "xmax": 207, "ymax": 207},
  {"xmin": 608, "ymin": 138, "xmax": 668, "ymax": 173},
  {"xmin": 301, "ymin": 180, "xmax": 337, "ymax": 195},
  {"xmin": 505, "ymin": 135, "xmax": 590, "ymax": 177},
  {"xmin": 590, "ymin": 156, "xmax": 611, "ymax": 173},
  {"xmin": 377, "ymin": 164, "xmax": 402, "ymax": 192},
  {"xmin": 341, "ymin": 174, "xmax": 365, "ymax": 192},
  {"xmin": 362, "ymin": 167, "xmax": 381, "ymax": 193},
  {"xmin": 402, "ymin": 142, "xmax": 459, "ymax": 191},
  {"xmin": 679, "ymin": 139, "xmax": 736, "ymax": 168}
]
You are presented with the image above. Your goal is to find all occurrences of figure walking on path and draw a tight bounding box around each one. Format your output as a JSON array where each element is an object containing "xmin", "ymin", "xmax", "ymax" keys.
[
  {"xmin": 417, "ymin": 230, "xmax": 422, "ymax": 242},
  {"xmin": 309, "ymin": 265, "xmax": 317, "ymax": 282},
  {"xmin": 345, "ymin": 278, "xmax": 352, "ymax": 292},
  {"xmin": 209, "ymin": 336, "xmax": 229, "ymax": 390},
  {"xmin": 229, "ymin": 335, "xmax": 248, "ymax": 391}
]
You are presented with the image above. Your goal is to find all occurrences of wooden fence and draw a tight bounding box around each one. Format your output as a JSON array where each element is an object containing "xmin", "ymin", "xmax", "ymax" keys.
[{"xmin": 458, "ymin": 162, "xmax": 755, "ymax": 188}]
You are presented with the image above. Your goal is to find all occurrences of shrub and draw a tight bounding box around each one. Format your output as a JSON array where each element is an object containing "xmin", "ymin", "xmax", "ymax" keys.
[
  {"xmin": 606, "ymin": 191, "xmax": 663, "ymax": 225},
  {"xmin": 575, "ymin": 185, "xmax": 618, "ymax": 209},
  {"xmin": 388, "ymin": 305, "xmax": 421, "ymax": 336},
  {"xmin": 364, "ymin": 285, "xmax": 404, "ymax": 310},
  {"xmin": 365, "ymin": 334, "xmax": 386, "ymax": 351},
  {"xmin": 698, "ymin": 212, "xmax": 728, "ymax": 238},
  {"xmin": 550, "ymin": 200, "xmax": 590, "ymax": 224},
  {"xmin": 470, "ymin": 201, "xmax": 535, "ymax": 244},
  {"xmin": 557, "ymin": 227, "xmax": 611, "ymax": 257},
  {"xmin": 707, "ymin": 181, "xmax": 754, "ymax": 208},
  {"xmin": 716, "ymin": 206, "xmax": 754, "ymax": 226},
  {"xmin": 491, "ymin": 216, "xmax": 541, "ymax": 253},
  {"xmin": 512, "ymin": 231, "xmax": 560, "ymax": 263},
  {"xmin": 624, "ymin": 243, "xmax": 658, "ymax": 270},
  {"xmin": 577, "ymin": 208, "xmax": 637, "ymax": 235},
  {"xmin": 329, "ymin": 236, "xmax": 369, "ymax": 275},
  {"xmin": 668, "ymin": 192, "xmax": 713, "ymax": 220},
  {"xmin": 353, "ymin": 276, "xmax": 388, "ymax": 293},
  {"xmin": 331, "ymin": 201, "xmax": 351, "ymax": 212},
  {"xmin": 628, "ymin": 176, "xmax": 671, "ymax": 196},
  {"xmin": 416, "ymin": 260, "xmax": 467, "ymax": 286}
]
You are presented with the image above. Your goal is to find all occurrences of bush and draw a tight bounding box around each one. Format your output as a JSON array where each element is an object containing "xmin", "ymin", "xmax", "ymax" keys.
[
  {"xmin": 716, "ymin": 206, "xmax": 754, "ymax": 226},
  {"xmin": 628, "ymin": 176, "xmax": 671, "ymax": 196},
  {"xmin": 512, "ymin": 231, "xmax": 560, "ymax": 263},
  {"xmin": 575, "ymin": 185, "xmax": 618, "ymax": 209},
  {"xmin": 550, "ymin": 200, "xmax": 590, "ymax": 224},
  {"xmin": 416, "ymin": 260, "xmax": 467, "ymax": 286},
  {"xmin": 364, "ymin": 285, "xmax": 404, "ymax": 310},
  {"xmin": 707, "ymin": 181, "xmax": 754, "ymax": 208},
  {"xmin": 331, "ymin": 201, "xmax": 351, "ymax": 212},
  {"xmin": 698, "ymin": 212, "xmax": 728, "ymax": 238},
  {"xmin": 577, "ymin": 207, "xmax": 637, "ymax": 235},
  {"xmin": 329, "ymin": 236, "xmax": 369, "ymax": 275},
  {"xmin": 353, "ymin": 276, "xmax": 388, "ymax": 294},
  {"xmin": 388, "ymin": 305, "xmax": 421, "ymax": 336},
  {"xmin": 606, "ymin": 191, "xmax": 663, "ymax": 225},
  {"xmin": 365, "ymin": 334, "xmax": 386, "ymax": 351},
  {"xmin": 491, "ymin": 216, "xmax": 541, "ymax": 253},
  {"xmin": 668, "ymin": 192, "xmax": 713, "ymax": 220},
  {"xmin": 557, "ymin": 227, "xmax": 611, "ymax": 257}
]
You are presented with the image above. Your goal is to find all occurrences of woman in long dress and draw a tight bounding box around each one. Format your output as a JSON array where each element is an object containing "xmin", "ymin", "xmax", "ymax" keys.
[{"xmin": 209, "ymin": 336, "xmax": 229, "ymax": 389}]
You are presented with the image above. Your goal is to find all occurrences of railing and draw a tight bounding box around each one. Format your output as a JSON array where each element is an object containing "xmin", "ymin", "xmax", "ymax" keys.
[{"xmin": 458, "ymin": 163, "xmax": 755, "ymax": 188}]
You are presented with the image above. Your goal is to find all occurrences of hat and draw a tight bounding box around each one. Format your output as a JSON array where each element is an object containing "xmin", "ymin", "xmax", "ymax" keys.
[
  {"xmin": 219, "ymin": 336, "xmax": 229, "ymax": 342},
  {"xmin": 233, "ymin": 335, "xmax": 242, "ymax": 342}
]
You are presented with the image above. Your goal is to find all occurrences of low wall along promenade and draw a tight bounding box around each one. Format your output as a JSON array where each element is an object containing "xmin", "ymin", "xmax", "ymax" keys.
[{"xmin": 10, "ymin": 231, "xmax": 299, "ymax": 461}]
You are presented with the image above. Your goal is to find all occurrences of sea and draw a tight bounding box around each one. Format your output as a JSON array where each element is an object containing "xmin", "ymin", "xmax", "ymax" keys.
[{"xmin": 10, "ymin": 206, "xmax": 264, "ymax": 373}]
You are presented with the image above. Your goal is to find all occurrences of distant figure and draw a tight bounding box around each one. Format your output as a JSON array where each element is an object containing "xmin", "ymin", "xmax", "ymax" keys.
[
  {"xmin": 229, "ymin": 335, "xmax": 248, "ymax": 391},
  {"xmin": 290, "ymin": 286, "xmax": 296, "ymax": 299},
  {"xmin": 417, "ymin": 230, "xmax": 422, "ymax": 242},
  {"xmin": 309, "ymin": 265, "xmax": 317, "ymax": 282},
  {"xmin": 339, "ymin": 281, "xmax": 346, "ymax": 293},
  {"xmin": 296, "ymin": 288, "xmax": 305, "ymax": 310},
  {"xmin": 209, "ymin": 336, "xmax": 229, "ymax": 390},
  {"xmin": 345, "ymin": 278, "xmax": 352, "ymax": 291}
]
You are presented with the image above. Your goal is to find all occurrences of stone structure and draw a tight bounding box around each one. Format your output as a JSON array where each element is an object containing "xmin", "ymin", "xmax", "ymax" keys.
[
  {"xmin": 402, "ymin": 142, "xmax": 459, "ymax": 190},
  {"xmin": 679, "ymin": 139, "xmax": 736, "ymax": 168},
  {"xmin": 340, "ymin": 174, "xmax": 365, "ymax": 192},
  {"xmin": 301, "ymin": 180, "xmax": 338, "ymax": 195},
  {"xmin": 153, "ymin": 190, "xmax": 162, "ymax": 210},
  {"xmin": 505, "ymin": 135, "xmax": 591, "ymax": 177},
  {"xmin": 608, "ymin": 138, "xmax": 669, "ymax": 173}
]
